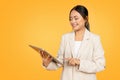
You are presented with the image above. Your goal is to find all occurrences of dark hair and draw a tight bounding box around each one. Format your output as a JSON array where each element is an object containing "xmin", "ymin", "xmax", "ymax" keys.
[{"xmin": 69, "ymin": 5, "xmax": 90, "ymax": 31}]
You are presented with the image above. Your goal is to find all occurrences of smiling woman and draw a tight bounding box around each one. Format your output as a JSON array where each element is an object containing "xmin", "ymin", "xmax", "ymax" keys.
[
  {"xmin": 42, "ymin": 5, "xmax": 106, "ymax": 80},
  {"xmin": 1, "ymin": 0, "xmax": 120, "ymax": 80},
  {"xmin": 69, "ymin": 5, "xmax": 90, "ymax": 32}
]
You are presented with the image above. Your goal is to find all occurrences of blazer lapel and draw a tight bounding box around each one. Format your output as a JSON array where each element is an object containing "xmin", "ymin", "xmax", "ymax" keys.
[
  {"xmin": 76, "ymin": 29, "xmax": 90, "ymax": 58},
  {"xmin": 69, "ymin": 29, "xmax": 91, "ymax": 58},
  {"xmin": 69, "ymin": 32, "xmax": 75, "ymax": 58}
]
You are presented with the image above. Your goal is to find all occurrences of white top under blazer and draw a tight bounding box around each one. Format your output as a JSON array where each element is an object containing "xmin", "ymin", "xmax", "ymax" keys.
[
  {"xmin": 73, "ymin": 41, "xmax": 82, "ymax": 58},
  {"xmin": 45, "ymin": 28, "xmax": 106, "ymax": 80}
]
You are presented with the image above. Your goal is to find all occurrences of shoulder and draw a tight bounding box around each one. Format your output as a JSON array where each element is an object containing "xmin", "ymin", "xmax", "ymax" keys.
[
  {"xmin": 61, "ymin": 32, "xmax": 74, "ymax": 39},
  {"xmin": 89, "ymin": 32, "xmax": 101, "ymax": 43},
  {"xmin": 90, "ymin": 32, "xmax": 100, "ymax": 39}
]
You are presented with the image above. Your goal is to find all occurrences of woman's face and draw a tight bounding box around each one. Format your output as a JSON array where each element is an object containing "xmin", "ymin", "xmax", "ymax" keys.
[{"xmin": 69, "ymin": 10, "xmax": 86, "ymax": 31}]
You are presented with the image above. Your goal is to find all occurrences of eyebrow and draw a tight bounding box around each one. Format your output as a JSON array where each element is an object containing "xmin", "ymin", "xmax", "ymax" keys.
[{"xmin": 70, "ymin": 15, "xmax": 79, "ymax": 18}]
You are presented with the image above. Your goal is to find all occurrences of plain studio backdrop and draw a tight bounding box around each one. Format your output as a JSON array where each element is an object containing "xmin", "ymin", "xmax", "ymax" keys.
[{"xmin": 0, "ymin": 0, "xmax": 120, "ymax": 80}]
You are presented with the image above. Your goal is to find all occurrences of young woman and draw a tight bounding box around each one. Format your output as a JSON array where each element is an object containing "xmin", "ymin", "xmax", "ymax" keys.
[{"xmin": 42, "ymin": 5, "xmax": 105, "ymax": 80}]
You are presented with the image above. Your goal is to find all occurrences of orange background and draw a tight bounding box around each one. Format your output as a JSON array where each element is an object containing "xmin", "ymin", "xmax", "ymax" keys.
[{"xmin": 0, "ymin": 0, "xmax": 120, "ymax": 80}]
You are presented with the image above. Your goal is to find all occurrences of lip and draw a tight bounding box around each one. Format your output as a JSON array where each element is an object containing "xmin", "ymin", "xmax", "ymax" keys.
[
  {"xmin": 71, "ymin": 24, "xmax": 78, "ymax": 27},
  {"xmin": 72, "ymin": 26, "xmax": 77, "ymax": 29}
]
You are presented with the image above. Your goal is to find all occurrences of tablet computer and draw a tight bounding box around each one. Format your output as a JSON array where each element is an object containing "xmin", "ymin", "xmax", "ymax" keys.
[{"xmin": 29, "ymin": 45, "xmax": 63, "ymax": 65}]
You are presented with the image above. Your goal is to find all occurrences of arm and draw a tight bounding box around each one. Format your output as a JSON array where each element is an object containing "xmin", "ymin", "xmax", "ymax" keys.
[
  {"xmin": 77, "ymin": 36, "xmax": 106, "ymax": 73},
  {"xmin": 45, "ymin": 35, "xmax": 65, "ymax": 70}
]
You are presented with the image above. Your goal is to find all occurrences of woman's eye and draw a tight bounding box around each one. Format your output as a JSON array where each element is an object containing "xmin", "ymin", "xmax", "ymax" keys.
[
  {"xmin": 75, "ymin": 18, "xmax": 79, "ymax": 20},
  {"xmin": 69, "ymin": 17, "xmax": 79, "ymax": 21}
]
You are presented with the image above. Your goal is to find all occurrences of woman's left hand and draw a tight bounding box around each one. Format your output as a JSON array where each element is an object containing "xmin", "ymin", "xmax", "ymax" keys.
[{"xmin": 66, "ymin": 58, "xmax": 80, "ymax": 66}]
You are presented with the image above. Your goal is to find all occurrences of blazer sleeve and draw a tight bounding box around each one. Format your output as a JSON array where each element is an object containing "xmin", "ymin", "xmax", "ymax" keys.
[
  {"xmin": 46, "ymin": 35, "xmax": 65, "ymax": 70},
  {"xmin": 77, "ymin": 36, "xmax": 106, "ymax": 73}
]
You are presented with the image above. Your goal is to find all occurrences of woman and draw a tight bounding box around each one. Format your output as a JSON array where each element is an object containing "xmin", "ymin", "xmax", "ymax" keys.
[{"xmin": 42, "ymin": 5, "xmax": 105, "ymax": 80}]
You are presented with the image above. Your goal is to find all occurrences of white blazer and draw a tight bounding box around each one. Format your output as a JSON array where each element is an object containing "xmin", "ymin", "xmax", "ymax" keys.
[{"xmin": 46, "ymin": 28, "xmax": 105, "ymax": 80}]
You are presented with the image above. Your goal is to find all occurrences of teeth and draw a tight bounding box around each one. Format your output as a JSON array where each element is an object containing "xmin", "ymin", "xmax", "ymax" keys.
[{"xmin": 72, "ymin": 24, "xmax": 77, "ymax": 27}]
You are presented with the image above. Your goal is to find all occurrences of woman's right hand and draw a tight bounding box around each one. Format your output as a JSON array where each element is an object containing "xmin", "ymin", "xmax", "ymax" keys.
[
  {"xmin": 40, "ymin": 50, "xmax": 53, "ymax": 67},
  {"xmin": 42, "ymin": 55, "xmax": 53, "ymax": 67}
]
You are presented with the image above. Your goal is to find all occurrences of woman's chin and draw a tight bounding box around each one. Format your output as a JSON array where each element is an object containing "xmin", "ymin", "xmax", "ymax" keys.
[{"xmin": 72, "ymin": 28, "xmax": 79, "ymax": 31}]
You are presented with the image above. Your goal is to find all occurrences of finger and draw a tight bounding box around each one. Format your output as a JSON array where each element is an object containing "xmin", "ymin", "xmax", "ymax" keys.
[
  {"xmin": 42, "ymin": 51, "xmax": 46, "ymax": 58},
  {"xmin": 43, "ymin": 57, "xmax": 53, "ymax": 67},
  {"xmin": 73, "ymin": 58, "xmax": 77, "ymax": 63},
  {"xmin": 46, "ymin": 55, "xmax": 52, "ymax": 61},
  {"xmin": 68, "ymin": 61, "xmax": 75, "ymax": 66},
  {"xmin": 46, "ymin": 55, "xmax": 50, "ymax": 59},
  {"xmin": 44, "ymin": 56, "xmax": 52, "ymax": 64},
  {"xmin": 69, "ymin": 58, "xmax": 76, "ymax": 65},
  {"xmin": 42, "ymin": 59, "xmax": 49, "ymax": 67},
  {"xmin": 69, "ymin": 58, "xmax": 74, "ymax": 63},
  {"xmin": 49, "ymin": 57, "xmax": 53, "ymax": 62},
  {"xmin": 47, "ymin": 56, "xmax": 52, "ymax": 62},
  {"xmin": 68, "ymin": 58, "xmax": 73, "ymax": 64},
  {"xmin": 40, "ymin": 51, "xmax": 44, "ymax": 58},
  {"xmin": 44, "ymin": 52, "xmax": 48, "ymax": 58}
]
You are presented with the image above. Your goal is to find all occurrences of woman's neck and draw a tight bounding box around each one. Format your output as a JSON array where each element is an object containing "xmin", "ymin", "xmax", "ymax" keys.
[{"xmin": 75, "ymin": 27, "xmax": 85, "ymax": 41}]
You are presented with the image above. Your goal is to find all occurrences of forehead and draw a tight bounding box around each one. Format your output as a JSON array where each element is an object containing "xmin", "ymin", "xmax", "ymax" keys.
[{"xmin": 70, "ymin": 10, "xmax": 82, "ymax": 17}]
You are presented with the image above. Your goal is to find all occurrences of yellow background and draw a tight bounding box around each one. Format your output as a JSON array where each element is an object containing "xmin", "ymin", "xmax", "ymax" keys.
[{"xmin": 0, "ymin": 0, "xmax": 120, "ymax": 80}]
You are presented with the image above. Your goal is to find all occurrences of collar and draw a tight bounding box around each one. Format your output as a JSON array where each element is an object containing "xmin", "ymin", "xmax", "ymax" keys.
[{"xmin": 71, "ymin": 28, "xmax": 90, "ymax": 41}]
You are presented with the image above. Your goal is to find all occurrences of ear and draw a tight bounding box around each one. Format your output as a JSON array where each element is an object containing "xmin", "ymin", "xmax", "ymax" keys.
[{"xmin": 85, "ymin": 16, "xmax": 88, "ymax": 21}]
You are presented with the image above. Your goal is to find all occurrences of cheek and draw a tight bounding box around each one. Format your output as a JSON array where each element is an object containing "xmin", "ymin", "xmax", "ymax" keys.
[{"xmin": 78, "ymin": 19, "xmax": 85, "ymax": 26}]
